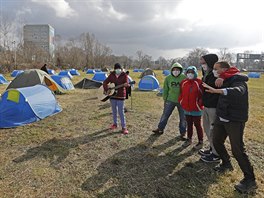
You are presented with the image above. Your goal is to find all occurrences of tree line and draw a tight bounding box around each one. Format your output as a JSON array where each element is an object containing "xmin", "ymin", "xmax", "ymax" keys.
[{"xmin": 0, "ymin": 15, "xmax": 262, "ymax": 73}]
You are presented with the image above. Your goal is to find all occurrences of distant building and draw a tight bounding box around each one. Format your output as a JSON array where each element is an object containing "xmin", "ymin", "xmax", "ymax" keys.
[{"xmin": 23, "ymin": 24, "xmax": 55, "ymax": 58}]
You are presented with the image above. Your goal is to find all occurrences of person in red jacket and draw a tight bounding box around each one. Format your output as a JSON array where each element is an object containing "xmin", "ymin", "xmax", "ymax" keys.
[
  {"xmin": 103, "ymin": 63, "xmax": 129, "ymax": 134},
  {"xmin": 179, "ymin": 66, "xmax": 204, "ymax": 149}
]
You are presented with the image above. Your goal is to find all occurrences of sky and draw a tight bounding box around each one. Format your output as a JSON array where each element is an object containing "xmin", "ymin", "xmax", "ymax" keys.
[{"xmin": 1, "ymin": 0, "xmax": 264, "ymax": 60}]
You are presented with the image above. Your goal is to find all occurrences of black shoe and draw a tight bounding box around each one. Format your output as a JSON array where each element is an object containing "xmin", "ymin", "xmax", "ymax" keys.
[
  {"xmin": 152, "ymin": 128, "xmax": 164, "ymax": 135},
  {"xmin": 213, "ymin": 163, "xmax": 233, "ymax": 173},
  {"xmin": 178, "ymin": 133, "xmax": 186, "ymax": 141},
  {"xmin": 234, "ymin": 178, "xmax": 257, "ymax": 194},
  {"xmin": 198, "ymin": 148, "xmax": 212, "ymax": 157},
  {"xmin": 200, "ymin": 153, "xmax": 221, "ymax": 163}
]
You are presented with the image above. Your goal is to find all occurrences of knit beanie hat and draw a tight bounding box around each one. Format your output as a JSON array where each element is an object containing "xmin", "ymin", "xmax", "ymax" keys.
[{"xmin": 114, "ymin": 63, "xmax": 122, "ymax": 69}]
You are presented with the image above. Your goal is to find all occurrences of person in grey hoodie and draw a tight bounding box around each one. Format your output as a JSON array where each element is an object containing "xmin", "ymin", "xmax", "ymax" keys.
[{"xmin": 199, "ymin": 54, "xmax": 221, "ymax": 163}]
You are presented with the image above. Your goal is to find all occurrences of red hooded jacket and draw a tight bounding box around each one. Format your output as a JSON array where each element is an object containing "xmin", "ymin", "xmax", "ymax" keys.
[
  {"xmin": 179, "ymin": 78, "xmax": 204, "ymax": 112},
  {"xmin": 219, "ymin": 66, "xmax": 240, "ymax": 79}
]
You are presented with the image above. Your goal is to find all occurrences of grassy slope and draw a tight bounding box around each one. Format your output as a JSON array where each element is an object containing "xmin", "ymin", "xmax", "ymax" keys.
[{"xmin": 0, "ymin": 70, "xmax": 263, "ymax": 198}]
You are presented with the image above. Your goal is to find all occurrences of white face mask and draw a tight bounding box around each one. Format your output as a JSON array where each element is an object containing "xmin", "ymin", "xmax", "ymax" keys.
[
  {"xmin": 212, "ymin": 69, "xmax": 219, "ymax": 78},
  {"xmin": 172, "ymin": 70, "xmax": 180, "ymax": 76},
  {"xmin": 115, "ymin": 69, "xmax": 122, "ymax": 75},
  {"xmin": 201, "ymin": 64, "xmax": 208, "ymax": 71},
  {"xmin": 187, "ymin": 73, "xmax": 194, "ymax": 79}
]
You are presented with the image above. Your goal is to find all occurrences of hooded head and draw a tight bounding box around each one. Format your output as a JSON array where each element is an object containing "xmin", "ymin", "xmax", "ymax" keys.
[
  {"xmin": 201, "ymin": 54, "xmax": 219, "ymax": 69},
  {"xmin": 186, "ymin": 66, "xmax": 198, "ymax": 79},
  {"xmin": 114, "ymin": 63, "xmax": 122, "ymax": 70},
  {"xmin": 170, "ymin": 62, "xmax": 183, "ymax": 77}
]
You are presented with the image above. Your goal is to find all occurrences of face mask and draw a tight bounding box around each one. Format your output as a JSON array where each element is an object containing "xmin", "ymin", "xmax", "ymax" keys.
[
  {"xmin": 115, "ymin": 69, "xmax": 122, "ymax": 75},
  {"xmin": 212, "ymin": 69, "xmax": 219, "ymax": 78},
  {"xmin": 172, "ymin": 70, "xmax": 180, "ymax": 76},
  {"xmin": 187, "ymin": 73, "xmax": 194, "ymax": 79},
  {"xmin": 201, "ymin": 64, "xmax": 208, "ymax": 71}
]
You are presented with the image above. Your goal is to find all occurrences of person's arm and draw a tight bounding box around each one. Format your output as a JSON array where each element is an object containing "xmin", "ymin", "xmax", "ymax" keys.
[
  {"xmin": 162, "ymin": 78, "xmax": 169, "ymax": 101},
  {"xmin": 202, "ymin": 83, "xmax": 225, "ymax": 94}
]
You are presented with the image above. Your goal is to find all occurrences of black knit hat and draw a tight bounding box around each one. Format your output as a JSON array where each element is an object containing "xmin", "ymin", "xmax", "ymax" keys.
[
  {"xmin": 202, "ymin": 54, "xmax": 218, "ymax": 69},
  {"xmin": 114, "ymin": 63, "xmax": 122, "ymax": 69}
]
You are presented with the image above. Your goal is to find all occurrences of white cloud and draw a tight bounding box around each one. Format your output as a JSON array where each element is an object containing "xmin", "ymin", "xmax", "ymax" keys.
[{"xmin": 31, "ymin": 0, "xmax": 77, "ymax": 18}]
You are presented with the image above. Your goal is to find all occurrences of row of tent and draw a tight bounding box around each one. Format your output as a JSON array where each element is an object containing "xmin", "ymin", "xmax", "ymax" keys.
[
  {"xmin": 0, "ymin": 69, "xmax": 77, "ymax": 128},
  {"xmin": 11, "ymin": 69, "xmax": 81, "ymax": 78}
]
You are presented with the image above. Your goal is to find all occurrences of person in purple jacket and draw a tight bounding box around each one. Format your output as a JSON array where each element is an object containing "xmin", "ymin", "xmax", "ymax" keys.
[{"xmin": 103, "ymin": 63, "xmax": 129, "ymax": 134}]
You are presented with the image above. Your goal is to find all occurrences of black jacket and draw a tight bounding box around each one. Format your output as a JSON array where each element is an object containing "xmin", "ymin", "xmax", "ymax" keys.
[
  {"xmin": 202, "ymin": 54, "xmax": 219, "ymax": 108},
  {"xmin": 216, "ymin": 74, "xmax": 249, "ymax": 122}
]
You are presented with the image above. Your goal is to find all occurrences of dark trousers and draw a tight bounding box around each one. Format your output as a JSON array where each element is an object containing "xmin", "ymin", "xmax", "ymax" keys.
[
  {"xmin": 185, "ymin": 115, "xmax": 203, "ymax": 142},
  {"xmin": 213, "ymin": 119, "xmax": 255, "ymax": 180}
]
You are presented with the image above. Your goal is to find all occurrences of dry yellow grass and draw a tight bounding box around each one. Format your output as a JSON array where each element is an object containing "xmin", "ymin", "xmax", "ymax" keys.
[{"xmin": 0, "ymin": 70, "xmax": 263, "ymax": 197}]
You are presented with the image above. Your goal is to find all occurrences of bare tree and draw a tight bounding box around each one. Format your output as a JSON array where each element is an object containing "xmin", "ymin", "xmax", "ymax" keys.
[
  {"xmin": 186, "ymin": 48, "xmax": 209, "ymax": 67},
  {"xmin": 217, "ymin": 48, "xmax": 235, "ymax": 64},
  {"xmin": 136, "ymin": 50, "xmax": 152, "ymax": 69}
]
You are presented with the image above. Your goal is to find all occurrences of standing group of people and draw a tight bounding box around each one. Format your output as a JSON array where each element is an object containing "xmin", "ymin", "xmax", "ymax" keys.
[
  {"xmin": 102, "ymin": 56, "xmax": 257, "ymax": 194},
  {"xmin": 152, "ymin": 54, "xmax": 257, "ymax": 194}
]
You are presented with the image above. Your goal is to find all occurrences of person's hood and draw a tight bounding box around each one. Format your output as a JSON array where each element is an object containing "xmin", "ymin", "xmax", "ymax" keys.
[
  {"xmin": 202, "ymin": 54, "xmax": 219, "ymax": 69},
  {"xmin": 219, "ymin": 66, "xmax": 240, "ymax": 79},
  {"xmin": 186, "ymin": 66, "xmax": 198, "ymax": 78},
  {"xmin": 170, "ymin": 62, "xmax": 183, "ymax": 74}
]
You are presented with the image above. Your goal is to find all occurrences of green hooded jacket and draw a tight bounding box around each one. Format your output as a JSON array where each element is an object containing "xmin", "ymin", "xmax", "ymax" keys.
[{"xmin": 163, "ymin": 63, "xmax": 186, "ymax": 103}]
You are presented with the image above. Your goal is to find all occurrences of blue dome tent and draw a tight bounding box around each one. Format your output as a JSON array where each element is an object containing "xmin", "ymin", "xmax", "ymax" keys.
[
  {"xmin": 51, "ymin": 75, "xmax": 75, "ymax": 90},
  {"xmin": 138, "ymin": 75, "xmax": 160, "ymax": 91},
  {"xmin": 163, "ymin": 70, "xmax": 170, "ymax": 76},
  {"xmin": 69, "ymin": 69, "xmax": 80, "ymax": 76},
  {"xmin": 92, "ymin": 72, "xmax": 108, "ymax": 82},
  {"xmin": 11, "ymin": 70, "xmax": 24, "ymax": 77},
  {"xmin": 0, "ymin": 74, "xmax": 8, "ymax": 84},
  {"xmin": 0, "ymin": 84, "xmax": 62, "ymax": 128},
  {"xmin": 86, "ymin": 69, "xmax": 95, "ymax": 74},
  {"xmin": 47, "ymin": 69, "xmax": 56, "ymax": 75},
  {"xmin": 58, "ymin": 70, "xmax": 73, "ymax": 79},
  {"xmin": 248, "ymin": 72, "xmax": 261, "ymax": 78}
]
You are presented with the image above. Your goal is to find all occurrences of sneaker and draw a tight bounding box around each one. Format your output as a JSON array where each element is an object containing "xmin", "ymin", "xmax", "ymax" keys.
[
  {"xmin": 182, "ymin": 139, "xmax": 192, "ymax": 147},
  {"xmin": 110, "ymin": 124, "xmax": 117, "ymax": 130},
  {"xmin": 200, "ymin": 153, "xmax": 221, "ymax": 163},
  {"xmin": 122, "ymin": 128, "xmax": 129, "ymax": 135},
  {"xmin": 152, "ymin": 128, "xmax": 164, "ymax": 135},
  {"xmin": 198, "ymin": 148, "xmax": 212, "ymax": 157},
  {"xmin": 234, "ymin": 178, "xmax": 257, "ymax": 194},
  {"xmin": 193, "ymin": 141, "xmax": 203, "ymax": 150},
  {"xmin": 213, "ymin": 163, "xmax": 234, "ymax": 173}
]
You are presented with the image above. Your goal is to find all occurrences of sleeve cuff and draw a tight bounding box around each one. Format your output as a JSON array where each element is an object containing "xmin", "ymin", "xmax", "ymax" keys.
[{"xmin": 222, "ymin": 89, "xmax": 228, "ymax": 95}]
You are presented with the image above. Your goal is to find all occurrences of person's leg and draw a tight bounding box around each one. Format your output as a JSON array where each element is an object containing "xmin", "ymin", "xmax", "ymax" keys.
[
  {"xmin": 213, "ymin": 120, "xmax": 230, "ymax": 165},
  {"xmin": 202, "ymin": 108, "xmax": 217, "ymax": 152},
  {"xmin": 207, "ymin": 108, "xmax": 218, "ymax": 155},
  {"xmin": 157, "ymin": 101, "xmax": 176, "ymax": 130},
  {"xmin": 226, "ymin": 122, "xmax": 255, "ymax": 180},
  {"xmin": 116, "ymin": 100, "xmax": 126, "ymax": 129},
  {"xmin": 193, "ymin": 115, "xmax": 203, "ymax": 142},
  {"xmin": 110, "ymin": 99, "xmax": 118, "ymax": 126},
  {"xmin": 185, "ymin": 115, "xmax": 194, "ymax": 140},
  {"xmin": 176, "ymin": 103, "xmax": 187, "ymax": 135}
]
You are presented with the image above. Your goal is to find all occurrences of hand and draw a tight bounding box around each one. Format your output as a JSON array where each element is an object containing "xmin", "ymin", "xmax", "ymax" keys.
[
  {"xmin": 202, "ymin": 83, "xmax": 223, "ymax": 94},
  {"xmin": 124, "ymin": 82, "xmax": 129, "ymax": 87},
  {"xmin": 215, "ymin": 78, "xmax": 224, "ymax": 87}
]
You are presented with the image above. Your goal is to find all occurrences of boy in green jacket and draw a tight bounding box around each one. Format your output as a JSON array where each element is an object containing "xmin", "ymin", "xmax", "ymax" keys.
[{"xmin": 153, "ymin": 62, "xmax": 186, "ymax": 138}]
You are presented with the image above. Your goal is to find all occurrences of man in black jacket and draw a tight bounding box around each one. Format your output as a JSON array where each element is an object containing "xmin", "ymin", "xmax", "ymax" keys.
[{"xmin": 203, "ymin": 61, "xmax": 257, "ymax": 194}]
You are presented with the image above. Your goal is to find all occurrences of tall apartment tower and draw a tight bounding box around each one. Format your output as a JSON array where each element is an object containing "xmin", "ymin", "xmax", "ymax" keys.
[{"xmin": 23, "ymin": 24, "xmax": 55, "ymax": 58}]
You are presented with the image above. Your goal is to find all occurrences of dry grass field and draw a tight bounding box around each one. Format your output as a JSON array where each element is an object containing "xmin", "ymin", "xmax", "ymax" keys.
[{"xmin": 0, "ymin": 70, "xmax": 263, "ymax": 198}]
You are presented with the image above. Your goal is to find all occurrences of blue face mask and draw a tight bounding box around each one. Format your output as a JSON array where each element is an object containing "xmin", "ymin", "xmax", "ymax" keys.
[{"xmin": 115, "ymin": 69, "xmax": 122, "ymax": 75}]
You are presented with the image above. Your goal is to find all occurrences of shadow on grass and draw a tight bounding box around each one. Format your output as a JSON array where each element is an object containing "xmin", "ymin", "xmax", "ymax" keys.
[
  {"xmin": 13, "ymin": 129, "xmax": 117, "ymax": 166},
  {"xmin": 81, "ymin": 135, "xmax": 219, "ymax": 197}
]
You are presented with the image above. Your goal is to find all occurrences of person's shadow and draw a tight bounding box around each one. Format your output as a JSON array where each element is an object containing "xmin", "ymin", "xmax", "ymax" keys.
[
  {"xmin": 13, "ymin": 129, "xmax": 117, "ymax": 166},
  {"xmin": 81, "ymin": 135, "xmax": 219, "ymax": 197}
]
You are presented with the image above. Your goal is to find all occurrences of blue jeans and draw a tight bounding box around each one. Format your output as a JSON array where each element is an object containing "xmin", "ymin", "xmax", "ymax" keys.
[
  {"xmin": 158, "ymin": 101, "xmax": 186, "ymax": 134},
  {"xmin": 110, "ymin": 99, "xmax": 126, "ymax": 128}
]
